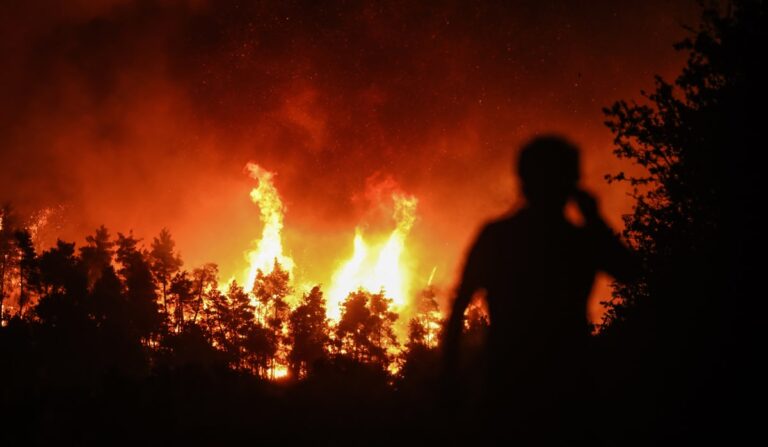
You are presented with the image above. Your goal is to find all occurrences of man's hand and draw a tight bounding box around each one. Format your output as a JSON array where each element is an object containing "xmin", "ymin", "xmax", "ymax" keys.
[{"xmin": 572, "ymin": 188, "xmax": 602, "ymax": 225}]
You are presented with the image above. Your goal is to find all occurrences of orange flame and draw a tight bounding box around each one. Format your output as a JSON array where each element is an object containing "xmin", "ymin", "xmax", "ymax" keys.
[
  {"xmin": 326, "ymin": 193, "xmax": 418, "ymax": 320},
  {"xmin": 242, "ymin": 163, "xmax": 294, "ymax": 290},
  {"xmin": 234, "ymin": 165, "xmax": 421, "ymax": 328}
]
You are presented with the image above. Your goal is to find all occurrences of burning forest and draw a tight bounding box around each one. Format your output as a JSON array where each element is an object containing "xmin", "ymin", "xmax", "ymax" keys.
[
  {"xmin": 0, "ymin": 164, "xmax": 450, "ymax": 380},
  {"xmin": 0, "ymin": 0, "xmax": 760, "ymax": 444}
]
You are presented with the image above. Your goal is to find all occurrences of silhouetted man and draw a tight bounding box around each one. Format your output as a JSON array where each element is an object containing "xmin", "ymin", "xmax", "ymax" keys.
[{"xmin": 443, "ymin": 135, "xmax": 637, "ymax": 443}]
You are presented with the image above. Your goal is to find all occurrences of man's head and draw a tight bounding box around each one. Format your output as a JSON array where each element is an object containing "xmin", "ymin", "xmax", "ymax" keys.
[{"xmin": 517, "ymin": 135, "xmax": 580, "ymax": 209}]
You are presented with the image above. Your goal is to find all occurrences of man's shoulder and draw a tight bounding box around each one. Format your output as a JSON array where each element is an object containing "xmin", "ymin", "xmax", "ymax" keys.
[
  {"xmin": 477, "ymin": 209, "xmax": 586, "ymax": 242},
  {"xmin": 475, "ymin": 211, "xmax": 524, "ymax": 240},
  {"xmin": 484, "ymin": 210, "xmax": 527, "ymax": 229}
]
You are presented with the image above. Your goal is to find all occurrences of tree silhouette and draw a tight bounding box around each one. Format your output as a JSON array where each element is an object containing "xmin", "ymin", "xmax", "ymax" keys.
[
  {"xmin": 87, "ymin": 260, "xmax": 124, "ymax": 327},
  {"xmin": 220, "ymin": 281, "xmax": 255, "ymax": 367},
  {"xmin": 77, "ymin": 228, "xmax": 133, "ymax": 337},
  {"xmin": 201, "ymin": 286, "xmax": 229, "ymax": 346},
  {"xmin": 170, "ymin": 271, "xmax": 194, "ymax": 330},
  {"xmin": 336, "ymin": 289, "xmax": 398, "ymax": 369},
  {"xmin": 116, "ymin": 232, "xmax": 163, "ymax": 340},
  {"xmin": 159, "ymin": 322, "xmax": 227, "ymax": 370},
  {"xmin": 79, "ymin": 225, "xmax": 115, "ymax": 289},
  {"xmin": 0, "ymin": 205, "xmax": 20, "ymax": 318},
  {"xmin": 602, "ymin": 0, "xmax": 761, "ymax": 345},
  {"xmin": 14, "ymin": 229, "xmax": 39, "ymax": 316},
  {"xmin": 398, "ymin": 289, "xmax": 444, "ymax": 386},
  {"xmin": 288, "ymin": 285, "xmax": 329, "ymax": 379},
  {"xmin": 603, "ymin": 0, "xmax": 763, "ymax": 321},
  {"xmin": 35, "ymin": 240, "xmax": 87, "ymax": 327},
  {"xmin": 243, "ymin": 322, "xmax": 277, "ymax": 377},
  {"xmin": 190, "ymin": 263, "xmax": 218, "ymax": 324},
  {"xmin": 252, "ymin": 259, "xmax": 292, "ymax": 377},
  {"xmin": 600, "ymin": 0, "xmax": 763, "ymax": 440},
  {"xmin": 149, "ymin": 228, "xmax": 183, "ymax": 316},
  {"xmin": 252, "ymin": 259, "xmax": 291, "ymax": 330},
  {"xmin": 409, "ymin": 286, "xmax": 442, "ymax": 348},
  {"xmin": 205, "ymin": 280, "xmax": 278, "ymax": 375}
]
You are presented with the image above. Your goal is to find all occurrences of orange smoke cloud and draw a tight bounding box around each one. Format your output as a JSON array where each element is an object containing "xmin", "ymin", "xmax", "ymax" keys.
[{"xmin": 0, "ymin": 1, "xmax": 700, "ymax": 322}]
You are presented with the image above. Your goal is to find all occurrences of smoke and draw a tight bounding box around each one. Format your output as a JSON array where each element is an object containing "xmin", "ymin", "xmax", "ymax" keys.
[{"xmin": 0, "ymin": 0, "xmax": 699, "ymax": 317}]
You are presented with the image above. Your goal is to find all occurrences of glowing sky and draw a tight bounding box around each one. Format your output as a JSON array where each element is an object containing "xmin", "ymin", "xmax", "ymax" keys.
[{"xmin": 0, "ymin": 0, "xmax": 701, "ymax": 317}]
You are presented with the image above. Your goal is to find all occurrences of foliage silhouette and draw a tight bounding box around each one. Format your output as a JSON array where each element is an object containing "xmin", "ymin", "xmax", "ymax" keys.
[
  {"xmin": 596, "ymin": 0, "xmax": 764, "ymax": 442},
  {"xmin": 14, "ymin": 229, "xmax": 38, "ymax": 316},
  {"xmin": 288, "ymin": 285, "xmax": 329, "ymax": 378},
  {"xmin": 335, "ymin": 289, "xmax": 399, "ymax": 370},
  {"xmin": 149, "ymin": 228, "xmax": 182, "ymax": 315},
  {"xmin": 116, "ymin": 231, "xmax": 164, "ymax": 339},
  {"xmin": 1, "ymin": 205, "xmax": 22, "ymax": 316}
]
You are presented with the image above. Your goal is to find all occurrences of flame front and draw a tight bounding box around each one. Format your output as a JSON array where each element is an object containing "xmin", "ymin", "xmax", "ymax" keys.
[
  {"xmin": 326, "ymin": 193, "xmax": 418, "ymax": 320},
  {"xmin": 243, "ymin": 163, "xmax": 294, "ymax": 290},
  {"xmin": 238, "ymin": 163, "xmax": 420, "ymax": 323}
]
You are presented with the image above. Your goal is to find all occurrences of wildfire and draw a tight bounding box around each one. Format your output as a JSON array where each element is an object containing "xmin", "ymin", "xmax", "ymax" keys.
[
  {"xmin": 326, "ymin": 193, "xmax": 418, "ymax": 320},
  {"xmin": 270, "ymin": 364, "xmax": 290, "ymax": 380},
  {"xmin": 242, "ymin": 163, "xmax": 295, "ymax": 290},
  {"xmin": 238, "ymin": 162, "xmax": 420, "ymax": 323}
]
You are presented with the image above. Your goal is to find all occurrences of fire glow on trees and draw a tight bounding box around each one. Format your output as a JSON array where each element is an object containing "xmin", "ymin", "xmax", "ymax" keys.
[
  {"xmin": 236, "ymin": 162, "xmax": 425, "ymax": 330},
  {"xmin": 326, "ymin": 193, "xmax": 417, "ymax": 320}
]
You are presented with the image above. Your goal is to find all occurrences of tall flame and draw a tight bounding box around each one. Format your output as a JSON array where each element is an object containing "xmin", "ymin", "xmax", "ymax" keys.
[
  {"xmin": 243, "ymin": 163, "xmax": 294, "ymax": 290},
  {"xmin": 326, "ymin": 193, "xmax": 418, "ymax": 319}
]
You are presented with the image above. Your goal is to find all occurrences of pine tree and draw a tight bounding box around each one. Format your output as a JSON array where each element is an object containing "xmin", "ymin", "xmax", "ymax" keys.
[
  {"xmin": 14, "ymin": 229, "xmax": 39, "ymax": 316},
  {"xmin": 116, "ymin": 232, "xmax": 163, "ymax": 340},
  {"xmin": 288, "ymin": 286, "xmax": 329, "ymax": 378},
  {"xmin": 336, "ymin": 289, "xmax": 399, "ymax": 370},
  {"xmin": 252, "ymin": 259, "xmax": 292, "ymax": 377},
  {"xmin": 149, "ymin": 228, "xmax": 182, "ymax": 316},
  {"xmin": 79, "ymin": 225, "xmax": 115, "ymax": 289}
]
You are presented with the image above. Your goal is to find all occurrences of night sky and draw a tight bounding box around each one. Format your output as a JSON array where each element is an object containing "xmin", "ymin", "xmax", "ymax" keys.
[{"xmin": 0, "ymin": 0, "xmax": 700, "ymax": 315}]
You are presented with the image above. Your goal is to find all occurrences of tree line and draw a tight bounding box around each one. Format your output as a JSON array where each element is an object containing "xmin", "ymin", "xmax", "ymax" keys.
[{"xmin": 0, "ymin": 217, "xmax": 489, "ymax": 385}]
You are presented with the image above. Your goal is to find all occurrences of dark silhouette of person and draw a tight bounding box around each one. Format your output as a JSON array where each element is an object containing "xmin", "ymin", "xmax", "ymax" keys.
[{"xmin": 442, "ymin": 135, "xmax": 638, "ymax": 443}]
